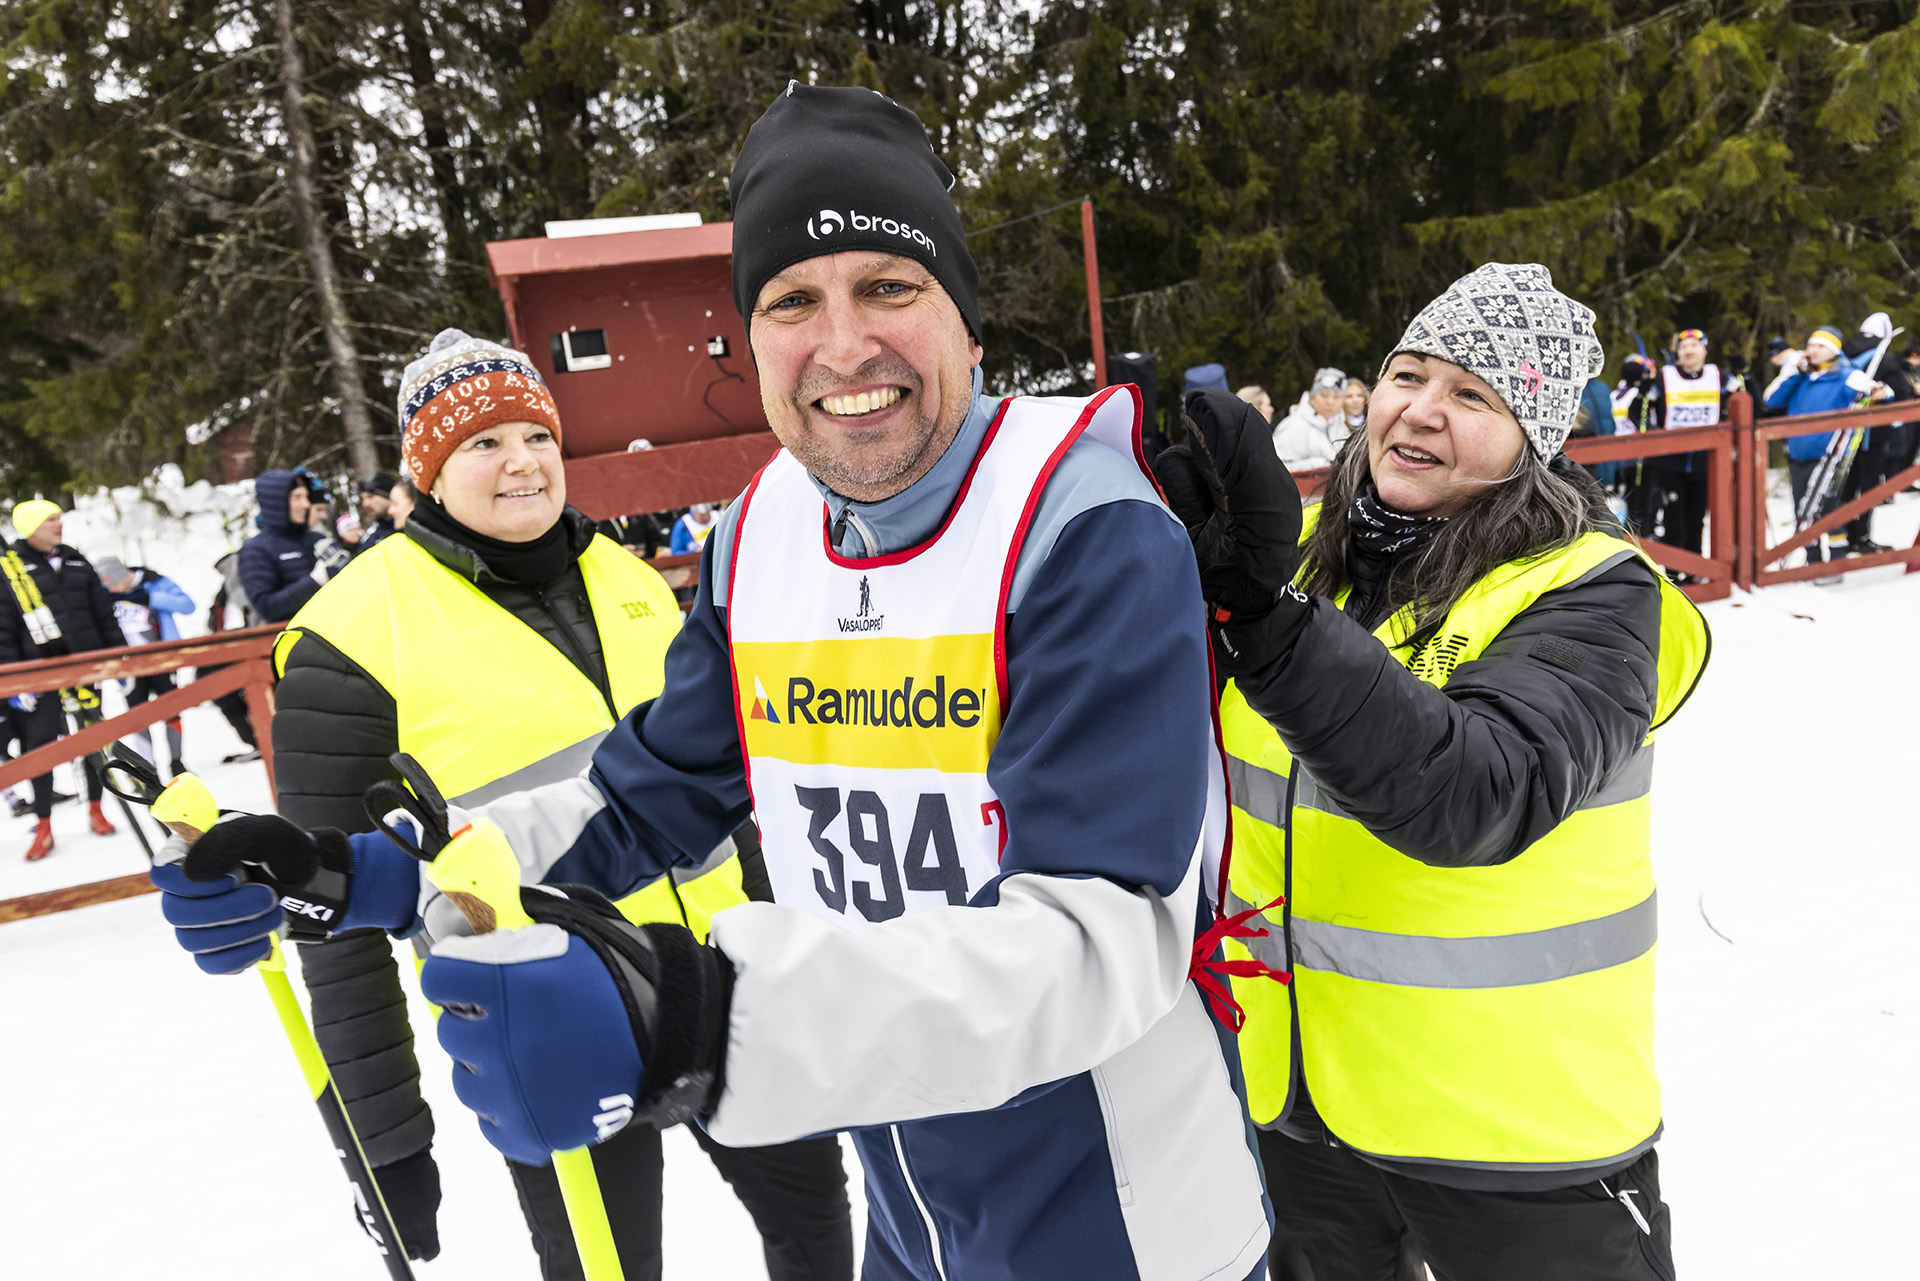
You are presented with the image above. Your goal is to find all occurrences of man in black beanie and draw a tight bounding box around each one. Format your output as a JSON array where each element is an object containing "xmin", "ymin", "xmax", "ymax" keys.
[{"xmin": 252, "ymin": 81, "xmax": 1271, "ymax": 1281}]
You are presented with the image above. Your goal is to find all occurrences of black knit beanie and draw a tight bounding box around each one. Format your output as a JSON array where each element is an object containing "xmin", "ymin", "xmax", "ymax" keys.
[{"xmin": 730, "ymin": 82, "xmax": 981, "ymax": 342}]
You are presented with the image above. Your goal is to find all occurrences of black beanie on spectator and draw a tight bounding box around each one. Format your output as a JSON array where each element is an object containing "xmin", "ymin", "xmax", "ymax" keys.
[{"xmin": 729, "ymin": 82, "xmax": 981, "ymax": 343}]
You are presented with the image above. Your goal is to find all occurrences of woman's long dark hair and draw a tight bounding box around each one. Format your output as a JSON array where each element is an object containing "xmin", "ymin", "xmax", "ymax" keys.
[{"xmin": 1298, "ymin": 427, "xmax": 1618, "ymax": 651}]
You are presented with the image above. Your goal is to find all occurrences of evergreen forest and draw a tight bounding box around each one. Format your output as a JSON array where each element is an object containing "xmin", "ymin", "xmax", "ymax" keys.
[{"xmin": 5, "ymin": 0, "xmax": 1920, "ymax": 495}]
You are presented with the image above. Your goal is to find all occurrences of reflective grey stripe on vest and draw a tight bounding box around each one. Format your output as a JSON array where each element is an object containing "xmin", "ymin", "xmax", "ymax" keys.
[
  {"xmin": 1225, "ymin": 888, "xmax": 1657, "ymax": 989},
  {"xmin": 450, "ymin": 730, "xmax": 608, "ymax": 808},
  {"xmin": 674, "ymin": 834, "xmax": 737, "ymax": 886},
  {"xmin": 1292, "ymin": 743, "xmax": 1655, "ymax": 824},
  {"xmin": 1222, "ymin": 889, "xmax": 1290, "ymax": 972},
  {"xmin": 1226, "ymin": 752, "xmax": 1289, "ymax": 829}
]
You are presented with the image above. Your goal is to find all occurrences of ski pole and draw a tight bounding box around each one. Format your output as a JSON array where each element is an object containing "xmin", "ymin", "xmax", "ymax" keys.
[
  {"xmin": 367, "ymin": 761, "xmax": 622, "ymax": 1281},
  {"xmin": 430, "ymin": 820, "xmax": 623, "ymax": 1280},
  {"xmin": 100, "ymin": 748, "xmax": 418, "ymax": 1279}
]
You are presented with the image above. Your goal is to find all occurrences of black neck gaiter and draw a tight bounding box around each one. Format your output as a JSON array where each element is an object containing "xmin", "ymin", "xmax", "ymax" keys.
[
  {"xmin": 406, "ymin": 496, "xmax": 574, "ymax": 585},
  {"xmin": 1348, "ymin": 481, "xmax": 1448, "ymax": 559}
]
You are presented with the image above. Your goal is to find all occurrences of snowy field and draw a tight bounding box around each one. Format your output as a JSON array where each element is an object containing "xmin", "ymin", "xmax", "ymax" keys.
[{"xmin": 1, "ymin": 478, "xmax": 1917, "ymax": 1277}]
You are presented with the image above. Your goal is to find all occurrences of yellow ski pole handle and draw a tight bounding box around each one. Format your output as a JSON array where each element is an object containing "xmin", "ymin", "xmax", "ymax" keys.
[
  {"xmin": 151, "ymin": 772, "xmax": 219, "ymax": 842},
  {"xmin": 425, "ymin": 819, "xmax": 626, "ymax": 1281}
]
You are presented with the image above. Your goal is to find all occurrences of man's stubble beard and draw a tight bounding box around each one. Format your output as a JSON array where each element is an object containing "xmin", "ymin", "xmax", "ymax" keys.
[{"xmin": 783, "ymin": 358, "xmax": 962, "ymax": 499}]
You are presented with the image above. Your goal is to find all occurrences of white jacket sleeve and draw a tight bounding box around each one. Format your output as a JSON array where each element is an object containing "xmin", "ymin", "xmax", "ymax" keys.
[{"xmin": 702, "ymin": 848, "xmax": 1203, "ymax": 1146}]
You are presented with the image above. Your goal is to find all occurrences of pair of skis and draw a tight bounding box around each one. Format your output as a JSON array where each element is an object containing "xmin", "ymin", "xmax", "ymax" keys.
[{"xmin": 1793, "ymin": 327, "xmax": 1905, "ymax": 544}]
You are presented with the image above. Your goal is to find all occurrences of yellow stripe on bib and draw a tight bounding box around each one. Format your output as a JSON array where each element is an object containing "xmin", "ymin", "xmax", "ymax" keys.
[{"xmin": 734, "ymin": 634, "xmax": 1000, "ymax": 774}]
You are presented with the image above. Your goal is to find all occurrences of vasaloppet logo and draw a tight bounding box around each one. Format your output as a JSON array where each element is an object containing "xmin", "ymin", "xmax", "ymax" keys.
[
  {"xmin": 838, "ymin": 574, "xmax": 882, "ymax": 633},
  {"xmin": 783, "ymin": 674, "xmax": 982, "ymax": 729},
  {"xmin": 806, "ymin": 208, "xmax": 938, "ymax": 257}
]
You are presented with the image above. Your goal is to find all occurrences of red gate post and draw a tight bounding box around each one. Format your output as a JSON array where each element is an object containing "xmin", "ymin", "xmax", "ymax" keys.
[
  {"xmin": 1082, "ymin": 199, "xmax": 1106, "ymax": 391},
  {"xmin": 1729, "ymin": 391, "xmax": 1755, "ymax": 592}
]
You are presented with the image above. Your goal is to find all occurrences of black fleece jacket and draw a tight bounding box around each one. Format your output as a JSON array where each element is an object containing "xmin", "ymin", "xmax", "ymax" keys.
[{"xmin": 1234, "ymin": 540, "xmax": 1665, "ymax": 869}]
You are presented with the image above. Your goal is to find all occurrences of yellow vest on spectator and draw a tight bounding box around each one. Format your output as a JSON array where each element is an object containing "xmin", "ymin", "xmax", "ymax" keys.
[
  {"xmin": 1221, "ymin": 514, "xmax": 1707, "ymax": 1173},
  {"xmin": 275, "ymin": 531, "xmax": 744, "ymax": 939}
]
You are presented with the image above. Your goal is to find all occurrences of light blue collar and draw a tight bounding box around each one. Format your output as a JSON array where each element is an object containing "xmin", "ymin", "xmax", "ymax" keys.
[{"xmin": 812, "ymin": 366, "xmax": 1001, "ymax": 559}]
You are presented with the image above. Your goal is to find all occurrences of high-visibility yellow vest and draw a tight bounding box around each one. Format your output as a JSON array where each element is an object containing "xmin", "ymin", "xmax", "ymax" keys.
[
  {"xmin": 276, "ymin": 531, "xmax": 746, "ymax": 940},
  {"xmin": 1221, "ymin": 515, "xmax": 1709, "ymax": 1172}
]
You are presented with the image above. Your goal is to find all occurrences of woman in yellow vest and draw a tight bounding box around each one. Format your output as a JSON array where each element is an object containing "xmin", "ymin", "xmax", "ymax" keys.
[
  {"xmin": 271, "ymin": 329, "xmax": 851, "ymax": 1280},
  {"xmin": 1153, "ymin": 265, "xmax": 1707, "ymax": 1281}
]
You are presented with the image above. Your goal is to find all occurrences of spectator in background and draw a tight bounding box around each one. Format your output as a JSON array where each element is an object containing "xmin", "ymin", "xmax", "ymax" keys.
[
  {"xmin": 389, "ymin": 477, "xmax": 416, "ymax": 530},
  {"xmin": 1569, "ymin": 368, "xmax": 1620, "ymax": 490},
  {"xmin": 1638, "ymin": 328, "xmax": 1735, "ymax": 562},
  {"xmin": 358, "ymin": 474, "xmax": 398, "ymax": 548},
  {"xmin": 1184, "ymin": 361, "xmax": 1230, "ymax": 395},
  {"xmin": 1766, "ymin": 326, "xmax": 1862, "ymax": 565},
  {"xmin": 96, "ymin": 556, "xmax": 194, "ymax": 777},
  {"xmin": 333, "ymin": 507, "xmax": 363, "ymax": 550},
  {"xmin": 1609, "ymin": 356, "xmax": 1660, "ymax": 531},
  {"xmin": 598, "ymin": 510, "xmax": 667, "ymax": 558},
  {"xmin": 1272, "ymin": 366, "xmax": 1352, "ymax": 469},
  {"xmin": 1897, "ymin": 347, "xmax": 1920, "ymax": 485},
  {"xmin": 204, "ymin": 553, "xmax": 262, "ymax": 765},
  {"xmin": 1342, "ymin": 377, "xmax": 1369, "ymax": 434},
  {"xmin": 237, "ymin": 468, "xmax": 338, "ymax": 623},
  {"xmin": 0, "ymin": 500, "xmax": 125, "ymax": 860},
  {"xmin": 670, "ymin": 501, "xmax": 718, "ymax": 553},
  {"xmin": 1835, "ymin": 313, "xmax": 1914, "ymax": 553},
  {"xmin": 1236, "ymin": 384, "xmax": 1275, "ymax": 423}
]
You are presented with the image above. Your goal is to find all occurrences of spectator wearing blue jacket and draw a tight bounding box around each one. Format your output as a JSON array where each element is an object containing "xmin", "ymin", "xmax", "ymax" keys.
[
  {"xmin": 669, "ymin": 502, "xmax": 717, "ymax": 554},
  {"xmin": 97, "ymin": 556, "xmax": 194, "ymax": 775},
  {"xmin": 1765, "ymin": 327, "xmax": 1861, "ymax": 562},
  {"xmin": 237, "ymin": 468, "xmax": 336, "ymax": 622}
]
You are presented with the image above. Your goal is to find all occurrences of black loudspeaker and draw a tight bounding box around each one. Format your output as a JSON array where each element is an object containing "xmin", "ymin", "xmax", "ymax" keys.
[{"xmin": 1108, "ymin": 351, "xmax": 1163, "ymax": 460}]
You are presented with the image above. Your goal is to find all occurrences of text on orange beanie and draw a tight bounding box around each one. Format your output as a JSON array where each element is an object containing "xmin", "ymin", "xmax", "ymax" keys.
[{"xmin": 397, "ymin": 329, "xmax": 562, "ymax": 494}]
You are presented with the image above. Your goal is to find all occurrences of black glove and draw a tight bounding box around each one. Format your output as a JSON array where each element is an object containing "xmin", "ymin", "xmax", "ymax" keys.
[
  {"xmin": 367, "ymin": 1148, "xmax": 441, "ymax": 1262},
  {"xmin": 1152, "ymin": 389, "xmax": 1313, "ymax": 670},
  {"xmin": 183, "ymin": 813, "xmax": 355, "ymax": 942},
  {"xmin": 519, "ymin": 883, "xmax": 734, "ymax": 1128}
]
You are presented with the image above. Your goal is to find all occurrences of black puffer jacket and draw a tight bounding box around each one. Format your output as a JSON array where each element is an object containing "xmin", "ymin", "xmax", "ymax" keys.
[
  {"xmin": 1234, "ymin": 533, "xmax": 1666, "ymax": 869},
  {"xmin": 0, "ymin": 541, "xmax": 126, "ymax": 663}
]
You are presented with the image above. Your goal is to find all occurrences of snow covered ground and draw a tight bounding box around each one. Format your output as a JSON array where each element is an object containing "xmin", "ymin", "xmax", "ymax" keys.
[{"xmin": 1, "ymin": 478, "xmax": 1916, "ymax": 1277}]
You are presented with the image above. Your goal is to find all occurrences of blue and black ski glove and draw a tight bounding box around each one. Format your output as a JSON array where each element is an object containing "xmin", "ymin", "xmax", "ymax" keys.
[
  {"xmin": 420, "ymin": 884, "xmax": 731, "ymax": 1166},
  {"xmin": 152, "ymin": 814, "xmax": 356, "ymax": 973}
]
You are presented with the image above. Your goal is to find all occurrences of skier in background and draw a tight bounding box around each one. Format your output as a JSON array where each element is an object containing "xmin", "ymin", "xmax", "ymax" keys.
[
  {"xmin": 95, "ymin": 555, "xmax": 194, "ymax": 777},
  {"xmin": 0, "ymin": 499, "xmax": 125, "ymax": 860},
  {"xmin": 1637, "ymin": 329, "xmax": 1737, "ymax": 571},
  {"xmin": 1834, "ymin": 312, "xmax": 1914, "ymax": 554},
  {"xmin": 1765, "ymin": 326, "xmax": 1864, "ymax": 567}
]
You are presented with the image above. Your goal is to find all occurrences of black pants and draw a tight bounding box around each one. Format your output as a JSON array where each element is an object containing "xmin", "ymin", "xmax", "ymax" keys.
[
  {"xmin": 20, "ymin": 690, "xmax": 104, "ymax": 818},
  {"xmin": 1642, "ymin": 466, "xmax": 1707, "ymax": 555},
  {"xmin": 508, "ymin": 1124, "xmax": 853, "ymax": 1281},
  {"xmin": 1260, "ymin": 1130, "xmax": 1674, "ymax": 1281},
  {"xmin": 196, "ymin": 663, "xmax": 258, "ymax": 748},
  {"xmin": 1788, "ymin": 456, "xmax": 1835, "ymax": 562},
  {"xmin": 125, "ymin": 673, "xmax": 182, "ymax": 766},
  {"xmin": 1837, "ymin": 427, "xmax": 1890, "ymax": 545}
]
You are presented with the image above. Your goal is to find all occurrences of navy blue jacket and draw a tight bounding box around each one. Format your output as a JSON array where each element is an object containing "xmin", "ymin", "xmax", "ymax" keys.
[{"xmin": 237, "ymin": 470, "xmax": 325, "ymax": 623}]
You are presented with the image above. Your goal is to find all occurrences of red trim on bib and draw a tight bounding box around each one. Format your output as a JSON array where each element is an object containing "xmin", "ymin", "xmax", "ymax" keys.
[
  {"xmin": 725, "ymin": 462, "xmax": 777, "ymax": 828},
  {"xmin": 990, "ymin": 385, "xmax": 1134, "ymax": 708}
]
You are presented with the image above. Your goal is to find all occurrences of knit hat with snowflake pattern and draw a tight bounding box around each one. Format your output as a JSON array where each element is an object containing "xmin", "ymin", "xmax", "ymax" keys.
[
  {"xmin": 1383, "ymin": 262, "xmax": 1605, "ymax": 460},
  {"xmin": 396, "ymin": 329, "xmax": 563, "ymax": 493}
]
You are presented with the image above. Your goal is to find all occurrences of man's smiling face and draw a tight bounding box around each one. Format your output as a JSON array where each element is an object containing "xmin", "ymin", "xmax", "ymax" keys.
[{"xmin": 750, "ymin": 251, "xmax": 983, "ymax": 503}]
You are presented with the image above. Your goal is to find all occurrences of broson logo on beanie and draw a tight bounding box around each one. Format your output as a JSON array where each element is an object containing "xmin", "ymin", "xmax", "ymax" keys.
[{"xmin": 731, "ymin": 83, "xmax": 979, "ymax": 341}]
